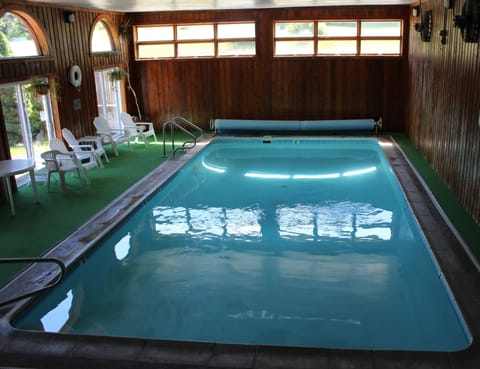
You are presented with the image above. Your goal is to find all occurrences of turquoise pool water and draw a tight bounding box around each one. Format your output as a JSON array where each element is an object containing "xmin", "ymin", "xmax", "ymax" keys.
[{"xmin": 14, "ymin": 137, "xmax": 471, "ymax": 351}]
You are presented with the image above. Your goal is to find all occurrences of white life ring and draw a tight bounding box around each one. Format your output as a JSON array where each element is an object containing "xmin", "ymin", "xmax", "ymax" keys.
[{"xmin": 69, "ymin": 65, "xmax": 82, "ymax": 88}]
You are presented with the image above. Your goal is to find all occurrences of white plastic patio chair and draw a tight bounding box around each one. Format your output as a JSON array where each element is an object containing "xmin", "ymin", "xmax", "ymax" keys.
[
  {"xmin": 40, "ymin": 150, "xmax": 90, "ymax": 192},
  {"xmin": 62, "ymin": 128, "xmax": 109, "ymax": 168},
  {"xmin": 93, "ymin": 116, "xmax": 132, "ymax": 156},
  {"xmin": 120, "ymin": 112, "xmax": 157, "ymax": 147},
  {"xmin": 50, "ymin": 137, "xmax": 98, "ymax": 174}
]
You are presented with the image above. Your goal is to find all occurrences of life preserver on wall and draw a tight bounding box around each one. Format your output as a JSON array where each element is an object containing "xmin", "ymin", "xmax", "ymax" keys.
[{"xmin": 69, "ymin": 65, "xmax": 82, "ymax": 89}]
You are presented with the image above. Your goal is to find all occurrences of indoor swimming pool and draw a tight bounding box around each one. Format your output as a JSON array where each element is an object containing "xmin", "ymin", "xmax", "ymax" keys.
[{"xmin": 11, "ymin": 137, "xmax": 472, "ymax": 351}]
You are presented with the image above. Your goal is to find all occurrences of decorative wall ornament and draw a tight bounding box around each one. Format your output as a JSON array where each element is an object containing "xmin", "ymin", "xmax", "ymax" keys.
[
  {"xmin": 454, "ymin": 0, "xmax": 480, "ymax": 42},
  {"xmin": 68, "ymin": 65, "xmax": 82, "ymax": 90},
  {"xmin": 415, "ymin": 9, "xmax": 433, "ymax": 42}
]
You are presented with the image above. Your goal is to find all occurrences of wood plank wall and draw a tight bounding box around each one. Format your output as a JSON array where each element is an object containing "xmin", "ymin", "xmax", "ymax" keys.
[
  {"xmin": 0, "ymin": 1, "xmax": 127, "ymax": 161},
  {"xmin": 407, "ymin": 0, "xmax": 480, "ymax": 223},
  {"xmin": 128, "ymin": 6, "xmax": 410, "ymax": 131}
]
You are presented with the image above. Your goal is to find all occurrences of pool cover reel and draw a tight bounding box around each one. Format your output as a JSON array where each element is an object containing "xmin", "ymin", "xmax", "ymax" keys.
[{"xmin": 214, "ymin": 118, "xmax": 380, "ymax": 134}]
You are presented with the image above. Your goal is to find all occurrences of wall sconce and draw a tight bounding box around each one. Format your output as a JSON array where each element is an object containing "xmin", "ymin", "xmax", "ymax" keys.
[
  {"xmin": 414, "ymin": 9, "xmax": 433, "ymax": 42},
  {"xmin": 412, "ymin": 6, "xmax": 421, "ymax": 17},
  {"xmin": 454, "ymin": 0, "xmax": 480, "ymax": 42},
  {"xmin": 64, "ymin": 11, "xmax": 75, "ymax": 24}
]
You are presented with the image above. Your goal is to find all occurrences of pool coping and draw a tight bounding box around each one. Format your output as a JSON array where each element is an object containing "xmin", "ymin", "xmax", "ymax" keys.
[{"xmin": 0, "ymin": 135, "xmax": 479, "ymax": 369}]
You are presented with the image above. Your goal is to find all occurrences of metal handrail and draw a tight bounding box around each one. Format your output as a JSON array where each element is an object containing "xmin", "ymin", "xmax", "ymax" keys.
[
  {"xmin": 171, "ymin": 116, "xmax": 204, "ymax": 136},
  {"xmin": 162, "ymin": 116, "xmax": 204, "ymax": 158},
  {"xmin": 0, "ymin": 257, "xmax": 65, "ymax": 307}
]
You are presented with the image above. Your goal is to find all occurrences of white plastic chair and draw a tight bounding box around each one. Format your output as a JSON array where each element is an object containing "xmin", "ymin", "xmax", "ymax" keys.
[
  {"xmin": 62, "ymin": 128, "xmax": 109, "ymax": 168},
  {"xmin": 93, "ymin": 116, "xmax": 132, "ymax": 156},
  {"xmin": 50, "ymin": 138, "xmax": 98, "ymax": 174},
  {"xmin": 120, "ymin": 112, "xmax": 157, "ymax": 147},
  {"xmin": 40, "ymin": 150, "xmax": 90, "ymax": 192}
]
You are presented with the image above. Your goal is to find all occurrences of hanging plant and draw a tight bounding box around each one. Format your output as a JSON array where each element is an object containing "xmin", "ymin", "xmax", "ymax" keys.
[
  {"xmin": 30, "ymin": 78, "xmax": 50, "ymax": 96},
  {"xmin": 117, "ymin": 17, "xmax": 142, "ymax": 119},
  {"xmin": 107, "ymin": 68, "xmax": 127, "ymax": 83},
  {"xmin": 119, "ymin": 18, "xmax": 133, "ymax": 40},
  {"xmin": 27, "ymin": 78, "xmax": 61, "ymax": 101}
]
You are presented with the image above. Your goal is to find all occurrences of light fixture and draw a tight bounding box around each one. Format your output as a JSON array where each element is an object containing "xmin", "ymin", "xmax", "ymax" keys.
[
  {"xmin": 64, "ymin": 11, "xmax": 75, "ymax": 24},
  {"xmin": 412, "ymin": 6, "xmax": 420, "ymax": 17}
]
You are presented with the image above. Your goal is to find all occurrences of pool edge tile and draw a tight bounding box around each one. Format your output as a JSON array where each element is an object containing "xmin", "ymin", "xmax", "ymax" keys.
[
  {"xmin": 328, "ymin": 349, "xmax": 373, "ymax": 369},
  {"xmin": 254, "ymin": 346, "xmax": 329, "ymax": 369},
  {"xmin": 373, "ymin": 350, "xmax": 451, "ymax": 369},
  {"xmin": 139, "ymin": 339, "xmax": 216, "ymax": 366},
  {"xmin": 0, "ymin": 135, "xmax": 478, "ymax": 369},
  {"xmin": 208, "ymin": 343, "xmax": 257, "ymax": 368}
]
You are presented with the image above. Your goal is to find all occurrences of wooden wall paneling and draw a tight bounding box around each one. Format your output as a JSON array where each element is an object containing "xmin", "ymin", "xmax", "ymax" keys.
[
  {"xmin": 227, "ymin": 60, "xmax": 244, "ymax": 119},
  {"xmin": 165, "ymin": 62, "xmax": 181, "ymax": 121},
  {"xmin": 333, "ymin": 61, "xmax": 348, "ymax": 119},
  {"xmin": 162, "ymin": 62, "xmax": 176, "ymax": 122},
  {"xmin": 383, "ymin": 59, "xmax": 406, "ymax": 130},
  {"xmin": 208, "ymin": 60, "xmax": 221, "ymax": 122},
  {"xmin": 142, "ymin": 62, "xmax": 158, "ymax": 122},
  {"xmin": 254, "ymin": 10, "xmax": 271, "ymax": 120},
  {"xmin": 130, "ymin": 6, "xmax": 410, "ymax": 130},
  {"xmin": 270, "ymin": 60, "xmax": 285, "ymax": 119},
  {"xmin": 182, "ymin": 62, "xmax": 195, "ymax": 121},
  {"xmin": 303, "ymin": 61, "xmax": 319, "ymax": 119},
  {"xmin": 217, "ymin": 60, "xmax": 231, "ymax": 119},
  {"xmin": 145, "ymin": 62, "xmax": 161, "ymax": 123},
  {"xmin": 0, "ymin": 3, "xmax": 128, "ymax": 147},
  {"xmin": 407, "ymin": 0, "xmax": 480, "ymax": 223},
  {"xmin": 176, "ymin": 62, "xmax": 190, "ymax": 120},
  {"xmin": 292, "ymin": 60, "xmax": 306, "ymax": 120},
  {"xmin": 0, "ymin": 5, "xmax": 408, "ymax": 137}
]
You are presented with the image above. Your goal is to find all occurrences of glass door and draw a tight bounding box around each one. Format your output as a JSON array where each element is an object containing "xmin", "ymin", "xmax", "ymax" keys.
[
  {"xmin": 0, "ymin": 80, "xmax": 55, "ymax": 184},
  {"xmin": 94, "ymin": 69, "xmax": 124, "ymax": 129}
]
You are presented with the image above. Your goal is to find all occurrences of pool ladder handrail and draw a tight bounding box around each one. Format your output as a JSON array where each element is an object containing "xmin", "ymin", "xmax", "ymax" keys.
[
  {"xmin": 0, "ymin": 257, "xmax": 65, "ymax": 307},
  {"xmin": 162, "ymin": 116, "xmax": 204, "ymax": 158}
]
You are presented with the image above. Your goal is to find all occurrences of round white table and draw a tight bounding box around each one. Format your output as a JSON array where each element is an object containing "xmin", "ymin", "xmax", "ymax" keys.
[{"xmin": 0, "ymin": 159, "xmax": 39, "ymax": 216}]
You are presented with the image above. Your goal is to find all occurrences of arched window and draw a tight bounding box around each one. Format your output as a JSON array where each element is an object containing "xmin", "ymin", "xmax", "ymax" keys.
[
  {"xmin": 0, "ymin": 11, "xmax": 41, "ymax": 58},
  {"xmin": 91, "ymin": 18, "xmax": 117, "ymax": 53}
]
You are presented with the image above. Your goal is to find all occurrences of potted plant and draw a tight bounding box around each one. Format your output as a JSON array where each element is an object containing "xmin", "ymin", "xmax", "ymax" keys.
[
  {"xmin": 119, "ymin": 18, "xmax": 133, "ymax": 40},
  {"xmin": 109, "ymin": 66, "xmax": 143, "ymax": 120},
  {"xmin": 107, "ymin": 68, "xmax": 127, "ymax": 83},
  {"xmin": 30, "ymin": 78, "xmax": 50, "ymax": 96}
]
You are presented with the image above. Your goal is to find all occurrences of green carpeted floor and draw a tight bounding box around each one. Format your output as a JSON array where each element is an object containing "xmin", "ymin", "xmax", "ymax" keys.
[
  {"xmin": 1, "ymin": 133, "xmax": 478, "ymax": 287},
  {"xmin": 0, "ymin": 137, "xmax": 183, "ymax": 286}
]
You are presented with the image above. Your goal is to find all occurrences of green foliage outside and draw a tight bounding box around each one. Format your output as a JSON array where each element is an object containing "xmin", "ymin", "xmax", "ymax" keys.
[
  {"xmin": 0, "ymin": 30, "xmax": 12, "ymax": 57},
  {"xmin": 0, "ymin": 12, "xmax": 47, "ymax": 150},
  {"xmin": 276, "ymin": 22, "xmax": 314, "ymax": 37},
  {"xmin": 0, "ymin": 12, "xmax": 34, "ymax": 57},
  {"xmin": 0, "ymin": 85, "xmax": 46, "ymax": 147}
]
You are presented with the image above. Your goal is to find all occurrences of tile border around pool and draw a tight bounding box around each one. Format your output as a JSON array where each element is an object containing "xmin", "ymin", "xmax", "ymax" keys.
[{"xmin": 0, "ymin": 135, "xmax": 479, "ymax": 369}]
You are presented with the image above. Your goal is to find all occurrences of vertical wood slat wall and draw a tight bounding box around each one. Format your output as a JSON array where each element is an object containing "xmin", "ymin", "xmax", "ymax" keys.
[
  {"xmin": 407, "ymin": 0, "xmax": 480, "ymax": 223},
  {"xmin": 0, "ymin": 2, "xmax": 476, "ymax": 224},
  {"xmin": 0, "ymin": 2, "xmax": 126, "ymax": 153},
  {"xmin": 129, "ymin": 6, "xmax": 410, "ymax": 132}
]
